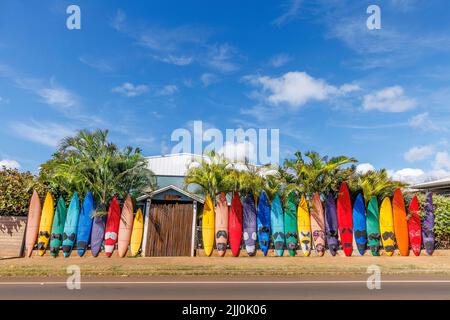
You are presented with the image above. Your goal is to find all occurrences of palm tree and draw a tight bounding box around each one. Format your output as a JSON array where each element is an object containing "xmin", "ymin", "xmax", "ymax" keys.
[
  {"xmin": 184, "ymin": 150, "xmax": 232, "ymax": 202},
  {"xmin": 283, "ymin": 151, "xmax": 357, "ymax": 198},
  {"xmin": 349, "ymin": 168, "xmax": 406, "ymax": 204},
  {"xmin": 39, "ymin": 129, "xmax": 156, "ymax": 215}
]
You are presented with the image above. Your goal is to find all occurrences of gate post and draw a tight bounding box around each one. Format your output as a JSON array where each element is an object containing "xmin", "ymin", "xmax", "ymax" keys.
[{"xmin": 190, "ymin": 200, "xmax": 197, "ymax": 257}]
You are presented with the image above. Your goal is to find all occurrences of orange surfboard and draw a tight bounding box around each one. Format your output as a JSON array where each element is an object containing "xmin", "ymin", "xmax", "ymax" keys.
[
  {"xmin": 25, "ymin": 191, "xmax": 41, "ymax": 257},
  {"xmin": 392, "ymin": 189, "xmax": 409, "ymax": 256},
  {"xmin": 215, "ymin": 192, "xmax": 229, "ymax": 257},
  {"xmin": 118, "ymin": 194, "xmax": 134, "ymax": 257}
]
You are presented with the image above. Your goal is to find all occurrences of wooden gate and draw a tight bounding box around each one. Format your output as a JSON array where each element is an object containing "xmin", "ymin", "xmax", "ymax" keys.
[{"xmin": 145, "ymin": 203, "xmax": 194, "ymax": 256}]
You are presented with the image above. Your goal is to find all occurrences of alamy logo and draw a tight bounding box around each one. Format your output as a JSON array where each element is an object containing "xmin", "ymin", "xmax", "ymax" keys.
[
  {"xmin": 66, "ymin": 265, "xmax": 81, "ymax": 290},
  {"xmin": 367, "ymin": 5, "xmax": 381, "ymax": 30},
  {"xmin": 66, "ymin": 5, "xmax": 81, "ymax": 30},
  {"xmin": 366, "ymin": 264, "xmax": 381, "ymax": 290}
]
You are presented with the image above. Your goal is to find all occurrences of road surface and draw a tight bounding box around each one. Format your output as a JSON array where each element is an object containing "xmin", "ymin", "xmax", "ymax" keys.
[{"xmin": 0, "ymin": 275, "xmax": 448, "ymax": 299}]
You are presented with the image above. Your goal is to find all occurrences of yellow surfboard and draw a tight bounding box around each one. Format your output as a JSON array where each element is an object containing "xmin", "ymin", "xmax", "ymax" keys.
[
  {"xmin": 380, "ymin": 197, "xmax": 395, "ymax": 256},
  {"xmin": 38, "ymin": 192, "xmax": 54, "ymax": 256},
  {"xmin": 202, "ymin": 195, "xmax": 215, "ymax": 256},
  {"xmin": 297, "ymin": 195, "xmax": 312, "ymax": 257},
  {"xmin": 130, "ymin": 208, "xmax": 144, "ymax": 257}
]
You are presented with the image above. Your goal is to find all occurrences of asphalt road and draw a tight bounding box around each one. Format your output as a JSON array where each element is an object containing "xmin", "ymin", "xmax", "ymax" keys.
[{"xmin": 0, "ymin": 275, "xmax": 449, "ymax": 299}]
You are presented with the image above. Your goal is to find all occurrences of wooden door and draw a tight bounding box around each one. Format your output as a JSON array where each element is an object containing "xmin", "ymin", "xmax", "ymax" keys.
[{"xmin": 145, "ymin": 203, "xmax": 193, "ymax": 256}]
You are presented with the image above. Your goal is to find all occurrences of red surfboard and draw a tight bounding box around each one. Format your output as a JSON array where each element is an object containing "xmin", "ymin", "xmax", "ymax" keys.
[
  {"xmin": 104, "ymin": 196, "xmax": 121, "ymax": 257},
  {"xmin": 228, "ymin": 192, "xmax": 243, "ymax": 257},
  {"xmin": 407, "ymin": 195, "xmax": 422, "ymax": 256},
  {"xmin": 337, "ymin": 182, "xmax": 353, "ymax": 256},
  {"xmin": 393, "ymin": 189, "xmax": 409, "ymax": 256}
]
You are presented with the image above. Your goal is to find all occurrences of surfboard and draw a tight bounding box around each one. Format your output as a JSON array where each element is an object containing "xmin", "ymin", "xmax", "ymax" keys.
[
  {"xmin": 284, "ymin": 192, "xmax": 298, "ymax": 256},
  {"xmin": 352, "ymin": 193, "xmax": 367, "ymax": 255},
  {"xmin": 393, "ymin": 189, "xmax": 409, "ymax": 256},
  {"xmin": 324, "ymin": 194, "xmax": 338, "ymax": 256},
  {"xmin": 311, "ymin": 192, "xmax": 325, "ymax": 256},
  {"xmin": 297, "ymin": 194, "xmax": 311, "ymax": 257},
  {"xmin": 379, "ymin": 197, "xmax": 395, "ymax": 256},
  {"xmin": 62, "ymin": 193, "xmax": 80, "ymax": 257},
  {"xmin": 90, "ymin": 215, "xmax": 106, "ymax": 257},
  {"xmin": 130, "ymin": 208, "xmax": 144, "ymax": 256},
  {"xmin": 367, "ymin": 196, "xmax": 381, "ymax": 256},
  {"xmin": 25, "ymin": 191, "xmax": 41, "ymax": 257},
  {"xmin": 202, "ymin": 194, "xmax": 215, "ymax": 256},
  {"xmin": 407, "ymin": 195, "xmax": 422, "ymax": 256},
  {"xmin": 270, "ymin": 193, "xmax": 285, "ymax": 257},
  {"xmin": 105, "ymin": 196, "xmax": 121, "ymax": 257},
  {"xmin": 229, "ymin": 192, "xmax": 243, "ymax": 257},
  {"xmin": 215, "ymin": 192, "xmax": 229, "ymax": 257},
  {"xmin": 337, "ymin": 182, "xmax": 353, "ymax": 257},
  {"xmin": 118, "ymin": 194, "xmax": 134, "ymax": 257},
  {"xmin": 422, "ymin": 192, "xmax": 435, "ymax": 256},
  {"xmin": 49, "ymin": 197, "xmax": 67, "ymax": 257},
  {"xmin": 243, "ymin": 194, "xmax": 257, "ymax": 256},
  {"xmin": 76, "ymin": 192, "xmax": 94, "ymax": 257},
  {"xmin": 257, "ymin": 191, "xmax": 271, "ymax": 256},
  {"xmin": 37, "ymin": 192, "xmax": 54, "ymax": 256}
]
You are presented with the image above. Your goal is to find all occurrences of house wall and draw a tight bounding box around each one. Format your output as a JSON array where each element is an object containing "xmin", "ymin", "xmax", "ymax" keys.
[{"xmin": 0, "ymin": 216, "xmax": 26, "ymax": 257}]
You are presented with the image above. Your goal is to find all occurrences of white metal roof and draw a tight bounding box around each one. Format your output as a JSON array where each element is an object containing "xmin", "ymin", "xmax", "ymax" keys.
[
  {"xmin": 146, "ymin": 153, "xmax": 203, "ymax": 177},
  {"xmin": 137, "ymin": 184, "xmax": 205, "ymax": 203},
  {"xmin": 412, "ymin": 176, "xmax": 450, "ymax": 190}
]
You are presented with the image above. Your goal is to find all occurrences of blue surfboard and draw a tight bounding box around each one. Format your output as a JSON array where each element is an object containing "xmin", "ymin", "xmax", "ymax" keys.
[
  {"xmin": 77, "ymin": 192, "xmax": 94, "ymax": 257},
  {"xmin": 62, "ymin": 193, "xmax": 80, "ymax": 257},
  {"xmin": 270, "ymin": 194, "xmax": 285, "ymax": 257},
  {"xmin": 257, "ymin": 191, "xmax": 271, "ymax": 256},
  {"xmin": 353, "ymin": 193, "xmax": 367, "ymax": 255}
]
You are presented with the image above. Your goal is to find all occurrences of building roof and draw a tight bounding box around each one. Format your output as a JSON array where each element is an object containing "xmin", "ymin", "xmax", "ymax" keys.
[
  {"xmin": 146, "ymin": 153, "xmax": 203, "ymax": 177},
  {"xmin": 412, "ymin": 176, "xmax": 450, "ymax": 190},
  {"xmin": 137, "ymin": 184, "xmax": 204, "ymax": 203}
]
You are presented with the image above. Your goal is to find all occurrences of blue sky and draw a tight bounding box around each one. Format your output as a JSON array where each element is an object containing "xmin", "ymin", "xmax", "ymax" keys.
[{"xmin": 0, "ymin": 0, "xmax": 450, "ymax": 183}]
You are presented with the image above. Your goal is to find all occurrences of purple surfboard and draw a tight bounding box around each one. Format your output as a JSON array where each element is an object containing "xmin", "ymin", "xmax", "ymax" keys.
[
  {"xmin": 325, "ymin": 194, "xmax": 339, "ymax": 256},
  {"xmin": 422, "ymin": 192, "xmax": 435, "ymax": 255},
  {"xmin": 243, "ymin": 194, "xmax": 257, "ymax": 256},
  {"xmin": 90, "ymin": 215, "xmax": 106, "ymax": 257}
]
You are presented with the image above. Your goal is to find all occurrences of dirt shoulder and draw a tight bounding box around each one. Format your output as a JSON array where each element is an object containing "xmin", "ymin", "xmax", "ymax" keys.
[{"xmin": 1, "ymin": 250, "xmax": 449, "ymax": 277}]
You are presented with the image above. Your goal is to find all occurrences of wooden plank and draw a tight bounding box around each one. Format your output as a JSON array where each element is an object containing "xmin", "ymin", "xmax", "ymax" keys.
[{"xmin": 0, "ymin": 216, "xmax": 27, "ymax": 257}]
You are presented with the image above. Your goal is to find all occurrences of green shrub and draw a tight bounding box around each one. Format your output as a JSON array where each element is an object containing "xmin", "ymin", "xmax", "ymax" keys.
[{"xmin": 0, "ymin": 168, "xmax": 48, "ymax": 216}]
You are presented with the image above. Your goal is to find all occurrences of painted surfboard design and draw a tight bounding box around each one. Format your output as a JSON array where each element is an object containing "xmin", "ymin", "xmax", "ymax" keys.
[
  {"xmin": 76, "ymin": 192, "xmax": 94, "ymax": 257},
  {"xmin": 215, "ymin": 192, "xmax": 229, "ymax": 257},
  {"xmin": 297, "ymin": 195, "xmax": 311, "ymax": 257},
  {"xmin": 104, "ymin": 196, "xmax": 121, "ymax": 257},
  {"xmin": 118, "ymin": 194, "xmax": 134, "ymax": 257},
  {"xmin": 49, "ymin": 197, "xmax": 67, "ymax": 257},
  {"xmin": 311, "ymin": 192, "xmax": 325, "ymax": 256},
  {"xmin": 228, "ymin": 192, "xmax": 243, "ymax": 257},
  {"xmin": 130, "ymin": 208, "xmax": 144, "ymax": 257},
  {"xmin": 422, "ymin": 192, "xmax": 435, "ymax": 256},
  {"xmin": 25, "ymin": 191, "xmax": 41, "ymax": 257},
  {"xmin": 379, "ymin": 197, "xmax": 395, "ymax": 256},
  {"xmin": 38, "ymin": 192, "xmax": 54, "ymax": 256},
  {"xmin": 367, "ymin": 196, "xmax": 381, "ymax": 256},
  {"xmin": 407, "ymin": 195, "xmax": 422, "ymax": 256},
  {"xmin": 353, "ymin": 193, "xmax": 367, "ymax": 255},
  {"xmin": 243, "ymin": 194, "xmax": 257, "ymax": 256},
  {"xmin": 393, "ymin": 189, "xmax": 409, "ymax": 256},
  {"xmin": 324, "ymin": 194, "xmax": 338, "ymax": 256},
  {"xmin": 62, "ymin": 193, "xmax": 80, "ymax": 257},
  {"xmin": 271, "ymin": 194, "xmax": 285, "ymax": 256},
  {"xmin": 284, "ymin": 192, "xmax": 298, "ymax": 256},
  {"xmin": 257, "ymin": 191, "xmax": 271, "ymax": 256},
  {"xmin": 90, "ymin": 215, "xmax": 106, "ymax": 257},
  {"xmin": 337, "ymin": 182, "xmax": 353, "ymax": 257}
]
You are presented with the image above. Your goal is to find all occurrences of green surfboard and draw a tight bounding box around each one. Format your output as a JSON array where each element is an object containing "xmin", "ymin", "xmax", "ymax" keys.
[
  {"xmin": 284, "ymin": 192, "xmax": 298, "ymax": 256},
  {"xmin": 49, "ymin": 197, "xmax": 67, "ymax": 257},
  {"xmin": 366, "ymin": 196, "xmax": 381, "ymax": 256}
]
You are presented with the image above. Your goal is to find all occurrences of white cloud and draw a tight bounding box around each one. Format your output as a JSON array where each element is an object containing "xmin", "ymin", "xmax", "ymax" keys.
[
  {"xmin": 245, "ymin": 71, "xmax": 359, "ymax": 110},
  {"xmin": 153, "ymin": 54, "xmax": 193, "ymax": 66},
  {"xmin": 363, "ymin": 86, "xmax": 417, "ymax": 112},
  {"xmin": 433, "ymin": 151, "xmax": 450, "ymax": 171},
  {"xmin": 206, "ymin": 43, "xmax": 239, "ymax": 73},
  {"xmin": 270, "ymin": 53, "xmax": 293, "ymax": 67},
  {"xmin": 79, "ymin": 57, "xmax": 113, "ymax": 72},
  {"xmin": 356, "ymin": 163, "xmax": 375, "ymax": 174},
  {"xmin": 0, "ymin": 159, "xmax": 20, "ymax": 170},
  {"xmin": 157, "ymin": 85, "xmax": 178, "ymax": 96},
  {"xmin": 389, "ymin": 168, "xmax": 425, "ymax": 184},
  {"xmin": 272, "ymin": 0, "xmax": 302, "ymax": 26},
  {"xmin": 408, "ymin": 112, "xmax": 440, "ymax": 131},
  {"xmin": 200, "ymin": 73, "xmax": 218, "ymax": 87},
  {"xmin": 404, "ymin": 145, "xmax": 434, "ymax": 162},
  {"xmin": 218, "ymin": 141, "xmax": 256, "ymax": 163},
  {"xmin": 112, "ymin": 82, "xmax": 149, "ymax": 97},
  {"xmin": 38, "ymin": 86, "xmax": 78, "ymax": 109},
  {"xmin": 11, "ymin": 121, "xmax": 75, "ymax": 147}
]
